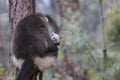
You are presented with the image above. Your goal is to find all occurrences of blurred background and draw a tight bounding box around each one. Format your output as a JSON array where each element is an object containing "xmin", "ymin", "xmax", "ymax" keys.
[{"xmin": 0, "ymin": 0, "xmax": 120, "ymax": 80}]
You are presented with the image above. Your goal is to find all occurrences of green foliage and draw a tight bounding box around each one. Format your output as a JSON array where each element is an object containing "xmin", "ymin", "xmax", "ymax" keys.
[
  {"xmin": 106, "ymin": 10, "xmax": 120, "ymax": 45},
  {"xmin": 58, "ymin": 8, "xmax": 120, "ymax": 80},
  {"xmin": 60, "ymin": 14, "xmax": 94, "ymax": 54},
  {"xmin": 85, "ymin": 50, "xmax": 120, "ymax": 80},
  {"xmin": 0, "ymin": 66, "xmax": 6, "ymax": 75}
]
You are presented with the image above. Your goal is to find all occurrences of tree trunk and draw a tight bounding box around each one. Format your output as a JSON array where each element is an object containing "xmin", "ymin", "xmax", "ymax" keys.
[
  {"xmin": 9, "ymin": 0, "xmax": 36, "ymax": 79},
  {"xmin": 0, "ymin": 25, "xmax": 6, "ymax": 70},
  {"xmin": 9, "ymin": 0, "xmax": 35, "ymax": 33}
]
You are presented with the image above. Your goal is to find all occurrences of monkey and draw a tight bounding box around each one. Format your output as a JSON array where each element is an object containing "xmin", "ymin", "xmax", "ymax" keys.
[{"xmin": 11, "ymin": 13, "xmax": 59, "ymax": 80}]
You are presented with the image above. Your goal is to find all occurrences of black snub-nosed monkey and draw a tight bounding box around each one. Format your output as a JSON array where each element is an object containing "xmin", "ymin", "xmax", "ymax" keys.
[{"xmin": 11, "ymin": 13, "xmax": 60, "ymax": 80}]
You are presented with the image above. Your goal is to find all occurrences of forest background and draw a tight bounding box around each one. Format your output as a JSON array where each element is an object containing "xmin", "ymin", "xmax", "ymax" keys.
[{"xmin": 0, "ymin": 0, "xmax": 120, "ymax": 80}]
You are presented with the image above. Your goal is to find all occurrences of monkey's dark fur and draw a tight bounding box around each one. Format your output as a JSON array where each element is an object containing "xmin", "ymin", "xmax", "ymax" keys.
[{"xmin": 12, "ymin": 13, "xmax": 58, "ymax": 80}]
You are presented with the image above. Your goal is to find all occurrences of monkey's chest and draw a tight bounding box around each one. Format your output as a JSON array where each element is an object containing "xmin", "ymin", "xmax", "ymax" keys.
[{"xmin": 11, "ymin": 55, "xmax": 56, "ymax": 71}]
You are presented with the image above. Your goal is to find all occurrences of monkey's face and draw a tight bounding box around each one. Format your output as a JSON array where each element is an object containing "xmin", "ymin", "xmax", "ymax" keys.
[
  {"xmin": 31, "ymin": 15, "xmax": 49, "ymax": 33},
  {"xmin": 36, "ymin": 14, "xmax": 49, "ymax": 32}
]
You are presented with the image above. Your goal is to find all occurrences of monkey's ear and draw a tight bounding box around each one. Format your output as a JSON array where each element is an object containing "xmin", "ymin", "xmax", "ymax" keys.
[{"xmin": 40, "ymin": 17, "xmax": 48, "ymax": 23}]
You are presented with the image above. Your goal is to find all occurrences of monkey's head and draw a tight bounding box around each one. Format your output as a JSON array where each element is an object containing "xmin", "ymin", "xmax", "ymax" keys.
[{"xmin": 35, "ymin": 14, "xmax": 60, "ymax": 46}]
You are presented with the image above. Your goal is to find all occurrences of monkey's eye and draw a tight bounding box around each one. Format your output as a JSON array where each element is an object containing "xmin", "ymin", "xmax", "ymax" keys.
[{"xmin": 40, "ymin": 25, "xmax": 44, "ymax": 27}]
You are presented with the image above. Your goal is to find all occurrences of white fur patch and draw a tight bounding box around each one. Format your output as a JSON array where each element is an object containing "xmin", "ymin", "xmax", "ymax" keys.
[
  {"xmin": 11, "ymin": 55, "xmax": 24, "ymax": 69},
  {"xmin": 11, "ymin": 55, "xmax": 56, "ymax": 71},
  {"xmin": 34, "ymin": 56, "xmax": 56, "ymax": 71}
]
